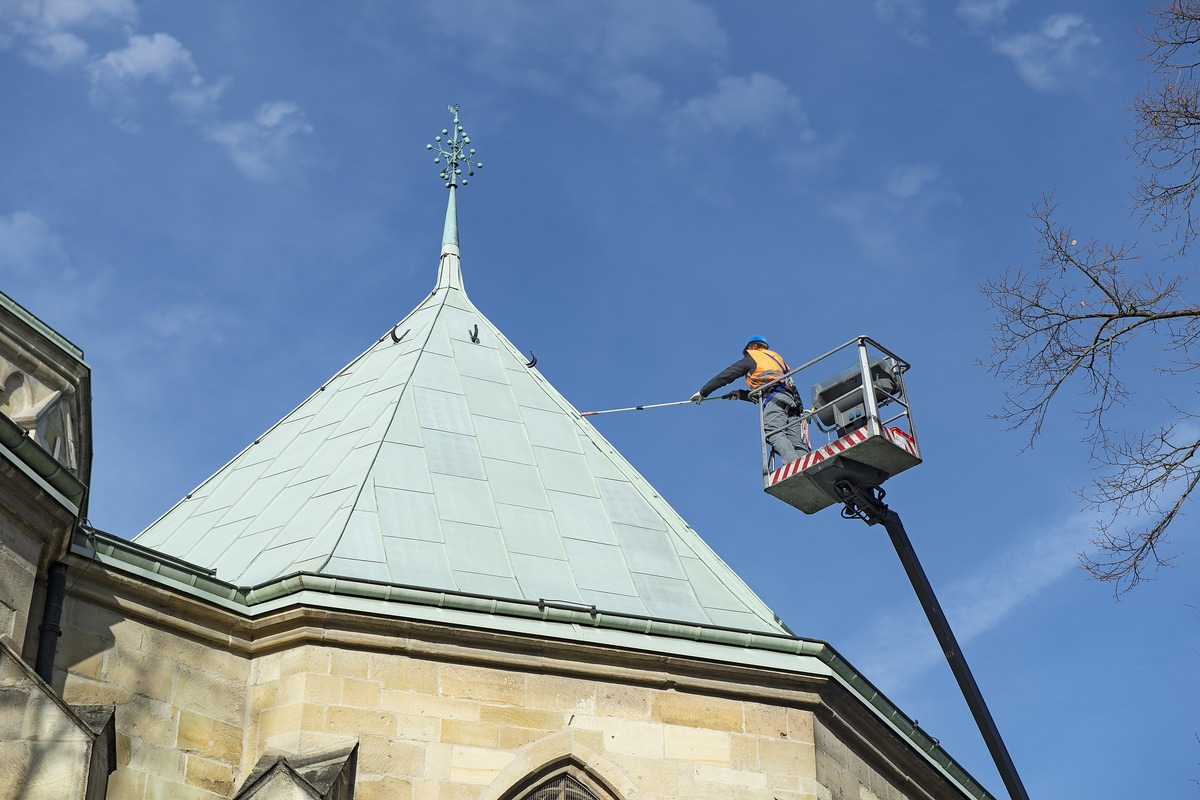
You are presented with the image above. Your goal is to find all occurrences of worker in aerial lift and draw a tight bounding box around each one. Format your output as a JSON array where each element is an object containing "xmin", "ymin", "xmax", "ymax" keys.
[{"xmin": 691, "ymin": 337, "xmax": 810, "ymax": 463}]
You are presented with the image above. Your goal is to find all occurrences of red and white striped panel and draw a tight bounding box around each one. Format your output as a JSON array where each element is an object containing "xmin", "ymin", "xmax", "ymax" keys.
[
  {"xmin": 884, "ymin": 426, "xmax": 920, "ymax": 458},
  {"xmin": 766, "ymin": 426, "xmax": 919, "ymax": 487},
  {"xmin": 767, "ymin": 428, "xmax": 870, "ymax": 486}
]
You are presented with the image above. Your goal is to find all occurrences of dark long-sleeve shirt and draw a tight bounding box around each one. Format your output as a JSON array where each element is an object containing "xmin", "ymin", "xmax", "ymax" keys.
[{"xmin": 699, "ymin": 355, "xmax": 757, "ymax": 398}]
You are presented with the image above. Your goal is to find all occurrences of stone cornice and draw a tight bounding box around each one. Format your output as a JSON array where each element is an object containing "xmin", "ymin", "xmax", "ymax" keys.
[{"xmin": 65, "ymin": 532, "xmax": 991, "ymax": 799}]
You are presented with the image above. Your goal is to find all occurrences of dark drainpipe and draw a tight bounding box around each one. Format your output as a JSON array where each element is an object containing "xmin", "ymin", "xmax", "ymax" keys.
[{"xmin": 34, "ymin": 561, "xmax": 68, "ymax": 683}]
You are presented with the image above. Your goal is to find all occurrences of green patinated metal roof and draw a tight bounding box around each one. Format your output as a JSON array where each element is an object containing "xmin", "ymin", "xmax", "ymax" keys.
[{"xmin": 135, "ymin": 187, "xmax": 788, "ymax": 635}]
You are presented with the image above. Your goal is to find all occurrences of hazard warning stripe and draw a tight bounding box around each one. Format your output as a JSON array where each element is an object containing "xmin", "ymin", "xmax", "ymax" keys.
[
  {"xmin": 765, "ymin": 426, "xmax": 919, "ymax": 487},
  {"xmin": 767, "ymin": 428, "xmax": 870, "ymax": 486},
  {"xmin": 884, "ymin": 426, "xmax": 920, "ymax": 458}
]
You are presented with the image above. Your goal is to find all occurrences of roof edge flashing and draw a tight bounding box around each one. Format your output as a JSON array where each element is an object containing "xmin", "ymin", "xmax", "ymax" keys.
[
  {"xmin": 0, "ymin": 290, "xmax": 86, "ymax": 361},
  {"xmin": 76, "ymin": 533, "xmax": 990, "ymax": 799},
  {"xmin": 95, "ymin": 529, "xmax": 814, "ymax": 648}
]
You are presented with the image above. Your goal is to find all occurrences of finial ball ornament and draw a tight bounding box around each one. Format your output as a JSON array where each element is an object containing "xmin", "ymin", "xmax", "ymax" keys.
[{"xmin": 427, "ymin": 104, "xmax": 483, "ymax": 189}]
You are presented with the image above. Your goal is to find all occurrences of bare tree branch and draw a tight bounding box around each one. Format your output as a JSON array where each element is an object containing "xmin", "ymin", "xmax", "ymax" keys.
[
  {"xmin": 982, "ymin": 198, "xmax": 1200, "ymax": 593},
  {"xmin": 985, "ymin": 3, "xmax": 1200, "ymax": 594},
  {"xmin": 1131, "ymin": 2, "xmax": 1200, "ymax": 252}
]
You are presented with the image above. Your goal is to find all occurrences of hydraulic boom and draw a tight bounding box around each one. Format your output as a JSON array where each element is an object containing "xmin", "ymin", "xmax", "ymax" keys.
[{"xmin": 836, "ymin": 480, "xmax": 1031, "ymax": 800}]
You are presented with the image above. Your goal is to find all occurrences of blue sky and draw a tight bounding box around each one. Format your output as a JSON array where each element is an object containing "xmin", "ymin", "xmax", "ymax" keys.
[{"xmin": 1, "ymin": 1, "xmax": 1194, "ymax": 796}]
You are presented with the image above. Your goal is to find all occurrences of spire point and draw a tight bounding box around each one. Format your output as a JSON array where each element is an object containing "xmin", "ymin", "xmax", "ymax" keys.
[{"xmin": 428, "ymin": 105, "xmax": 481, "ymax": 290}]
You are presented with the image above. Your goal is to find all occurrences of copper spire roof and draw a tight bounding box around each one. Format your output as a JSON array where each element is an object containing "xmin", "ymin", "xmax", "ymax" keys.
[{"xmin": 135, "ymin": 108, "xmax": 787, "ymax": 635}]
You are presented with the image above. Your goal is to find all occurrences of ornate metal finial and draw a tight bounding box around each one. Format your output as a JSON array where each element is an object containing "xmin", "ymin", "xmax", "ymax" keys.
[{"xmin": 426, "ymin": 104, "xmax": 483, "ymax": 188}]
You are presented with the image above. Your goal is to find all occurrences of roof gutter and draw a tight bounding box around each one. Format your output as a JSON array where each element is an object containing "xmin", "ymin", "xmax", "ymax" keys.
[
  {"xmin": 0, "ymin": 413, "xmax": 87, "ymax": 687},
  {"xmin": 0, "ymin": 411, "xmax": 86, "ymax": 515}
]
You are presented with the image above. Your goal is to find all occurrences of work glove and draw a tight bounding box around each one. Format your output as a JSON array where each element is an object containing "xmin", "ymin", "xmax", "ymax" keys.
[
  {"xmin": 720, "ymin": 389, "xmax": 751, "ymax": 402},
  {"xmin": 690, "ymin": 391, "xmax": 704, "ymax": 404}
]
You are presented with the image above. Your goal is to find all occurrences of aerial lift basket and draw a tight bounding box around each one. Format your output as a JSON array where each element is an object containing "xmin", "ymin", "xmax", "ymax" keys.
[{"xmin": 758, "ymin": 336, "xmax": 920, "ymax": 513}]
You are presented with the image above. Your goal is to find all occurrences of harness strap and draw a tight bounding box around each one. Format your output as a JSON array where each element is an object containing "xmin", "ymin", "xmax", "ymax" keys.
[{"xmin": 760, "ymin": 351, "xmax": 793, "ymax": 404}]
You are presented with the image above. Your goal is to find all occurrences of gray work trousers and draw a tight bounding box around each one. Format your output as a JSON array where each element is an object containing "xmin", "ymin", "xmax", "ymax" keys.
[{"xmin": 764, "ymin": 390, "xmax": 809, "ymax": 464}]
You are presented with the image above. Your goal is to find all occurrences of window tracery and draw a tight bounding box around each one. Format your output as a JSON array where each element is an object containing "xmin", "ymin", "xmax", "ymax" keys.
[{"xmin": 519, "ymin": 774, "xmax": 602, "ymax": 800}]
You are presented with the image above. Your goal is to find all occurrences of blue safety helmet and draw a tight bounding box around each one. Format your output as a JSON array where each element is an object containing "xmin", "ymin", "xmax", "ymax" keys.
[{"xmin": 743, "ymin": 336, "xmax": 769, "ymax": 353}]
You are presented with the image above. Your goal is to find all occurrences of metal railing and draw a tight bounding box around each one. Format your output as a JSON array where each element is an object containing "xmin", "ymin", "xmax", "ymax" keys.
[{"xmin": 749, "ymin": 336, "xmax": 917, "ymax": 474}]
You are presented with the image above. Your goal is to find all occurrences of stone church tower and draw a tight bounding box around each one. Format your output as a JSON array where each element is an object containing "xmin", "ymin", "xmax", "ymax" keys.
[{"xmin": 0, "ymin": 115, "xmax": 993, "ymax": 800}]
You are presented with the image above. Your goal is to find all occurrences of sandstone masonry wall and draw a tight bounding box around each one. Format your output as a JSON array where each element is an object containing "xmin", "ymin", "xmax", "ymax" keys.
[
  {"xmin": 245, "ymin": 641, "xmax": 825, "ymax": 800},
  {"xmin": 58, "ymin": 594, "xmax": 250, "ymax": 799}
]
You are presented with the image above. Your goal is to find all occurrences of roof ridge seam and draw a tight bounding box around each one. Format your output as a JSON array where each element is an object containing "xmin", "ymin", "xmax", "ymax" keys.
[
  {"xmin": 312, "ymin": 290, "xmax": 454, "ymax": 576},
  {"xmin": 454, "ymin": 303, "xmax": 785, "ymax": 631},
  {"xmin": 134, "ymin": 301, "xmax": 437, "ymax": 541},
  {"xmin": 568, "ymin": 393, "xmax": 785, "ymax": 630}
]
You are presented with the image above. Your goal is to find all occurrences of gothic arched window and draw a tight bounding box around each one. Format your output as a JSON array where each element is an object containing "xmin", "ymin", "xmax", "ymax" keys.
[{"xmin": 518, "ymin": 773, "xmax": 603, "ymax": 800}]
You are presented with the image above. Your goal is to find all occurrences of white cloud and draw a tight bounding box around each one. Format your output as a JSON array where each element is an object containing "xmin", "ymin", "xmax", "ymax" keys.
[
  {"xmin": 143, "ymin": 302, "xmax": 229, "ymax": 342},
  {"xmin": 169, "ymin": 76, "xmax": 229, "ymax": 119},
  {"xmin": 874, "ymin": 0, "xmax": 929, "ymax": 46},
  {"xmin": 87, "ymin": 32, "xmax": 310, "ymax": 179},
  {"xmin": 85, "ymin": 32, "xmax": 222, "ymax": 130},
  {"xmin": 885, "ymin": 163, "xmax": 943, "ymax": 200},
  {"xmin": 418, "ymin": 0, "xmax": 726, "ymax": 114},
  {"xmin": 993, "ymin": 13, "xmax": 1100, "ymax": 93},
  {"xmin": 2, "ymin": 1, "xmax": 309, "ymax": 181},
  {"xmin": 89, "ymin": 32, "xmax": 196, "ymax": 84},
  {"xmin": 0, "ymin": 211, "xmax": 107, "ymax": 325},
  {"xmin": 86, "ymin": 32, "xmax": 231, "ymax": 129},
  {"xmin": 776, "ymin": 134, "xmax": 849, "ymax": 175},
  {"xmin": 0, "ymin": 212, "xmax": 233, "ymax": 380},
  {"xmin": 668, "ymin": 72, "xmax": 839, "ymax": 176},
  {"xmin": 673, "ymin": 73, "xmax": 808, "ymax": 137},
  {"xmin": 426, "ymin": 0, "xmax": 725, "ymax": 69},
  {"xmin": 23, "ymin": 28, "xmax": 86, "ymax": 68},
  {"xmin": 598, "ymin": 0, "xmax": 726, "ymax": 66},
  {"xmin": 36, "ymin": 0, "xmax": 134, "ymax": 30},
  {"xmin": 956, "ymin": 0, "xmax": 1013, "ymax": 30},
  {"xmin": 827, "ymin": 163, "xmax": 959, "ymax": 263},
  {"xmin": 205, "ymin": 101, "xmax": 313, "ymax": 183},
  {"xmin": 590, "ymin": 72, "xmax": 665, "ymax": 115},
  {"xmin": 88, "ymin": 35, "xmax": 308, "ymax": 180},
  {"xmin": 0, "ymin": 0, "xmax": 136, "ymax": 69},
  {"xmin": 849, "ymin": 514, "xmax": 1088, "ymax": 689},
  {"xmin": 0, "ymin": 211, "xmax": 70, "ymax": 276}
]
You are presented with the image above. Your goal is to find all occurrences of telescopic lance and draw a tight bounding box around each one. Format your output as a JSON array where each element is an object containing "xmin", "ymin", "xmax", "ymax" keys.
[{"xmin": 580, "ymin": 391, "xmax": 747, "ymax": 417}]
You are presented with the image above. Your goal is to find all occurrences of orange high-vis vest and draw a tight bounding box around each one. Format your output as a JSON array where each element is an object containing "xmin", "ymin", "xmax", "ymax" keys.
[{"xmin": 745, "ymin": 348, "xmax": 790, "ymax": 391}]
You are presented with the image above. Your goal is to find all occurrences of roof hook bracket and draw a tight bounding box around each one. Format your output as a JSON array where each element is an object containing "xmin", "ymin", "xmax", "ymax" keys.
[
  {"xmin": 469, "ymin": 324, "xmax": 480, "ymax": 344},
  {"xmin": 390, "ymin": 326, "xmax": 410, "ymax": 344},
  {"xmin": 525, "ymin": 351, "xmax": 537, "ymax": 368}
]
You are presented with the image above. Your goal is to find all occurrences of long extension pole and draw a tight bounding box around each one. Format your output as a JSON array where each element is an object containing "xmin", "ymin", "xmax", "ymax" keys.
[{"xmin": 580, "ymin": 398, "xmax": 710, "ymax": 417}]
